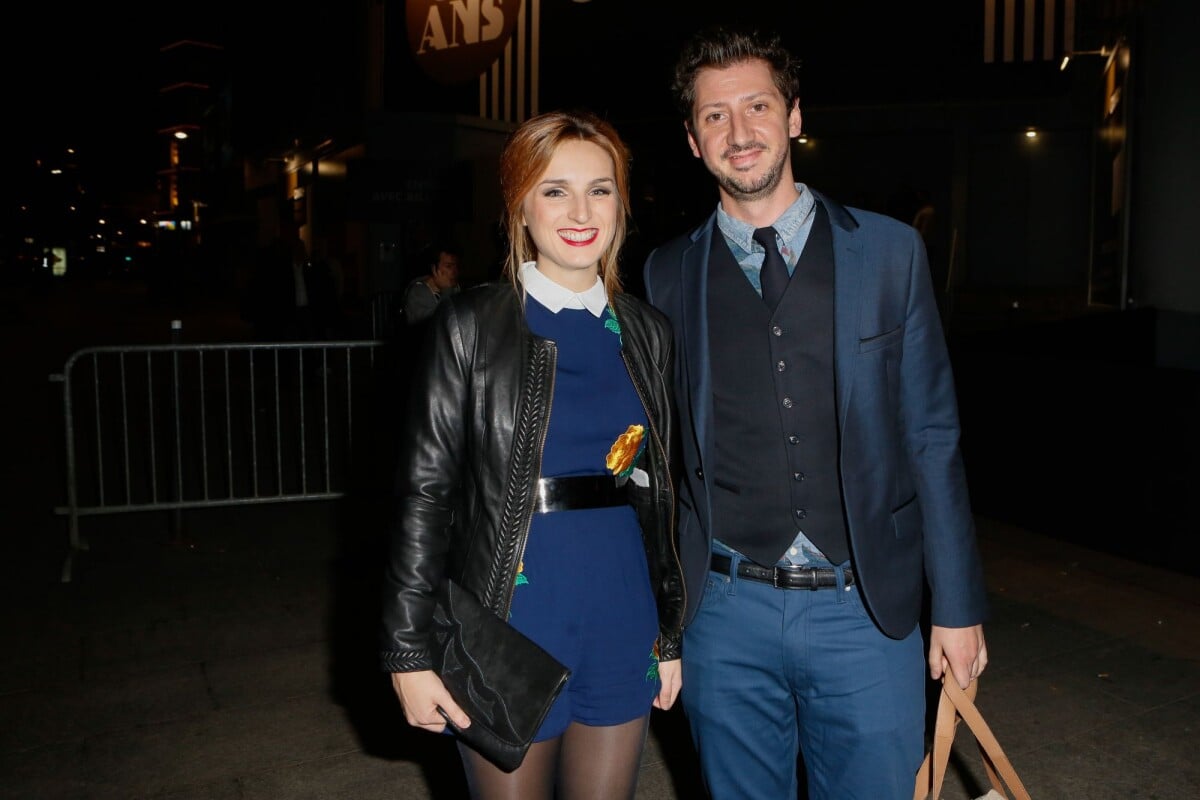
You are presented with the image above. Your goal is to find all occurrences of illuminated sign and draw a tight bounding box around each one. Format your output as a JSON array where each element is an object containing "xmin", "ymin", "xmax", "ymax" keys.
[{"xmin": 407, "ymin": 0, "xmax": 521, "ymax": 84}]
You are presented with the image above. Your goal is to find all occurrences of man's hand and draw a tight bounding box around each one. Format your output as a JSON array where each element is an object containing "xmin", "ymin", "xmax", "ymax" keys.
[{"xmin": 928, "ymin": 624, "xmax": 987, "ymax": 689}]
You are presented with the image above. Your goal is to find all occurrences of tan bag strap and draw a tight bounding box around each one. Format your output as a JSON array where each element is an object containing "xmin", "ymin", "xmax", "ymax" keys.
[
  {"xmin": 913, "ymin": 678, "xmax": 1031, "ymax": 800},
  {"xmin": 913, "ymin": 677, "xmax": 973, "ymax": 800}
]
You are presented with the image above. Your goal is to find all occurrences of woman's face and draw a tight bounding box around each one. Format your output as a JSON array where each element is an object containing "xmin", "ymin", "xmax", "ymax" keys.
[{"xmin": 520, "ymin": 139, "xmax": 618, "ymax": 292}]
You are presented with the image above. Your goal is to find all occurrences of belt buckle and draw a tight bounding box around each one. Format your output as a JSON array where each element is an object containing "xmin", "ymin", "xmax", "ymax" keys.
[{"xmin": 772, "ymin": 565, "xmax": 815, "ymax": 590}]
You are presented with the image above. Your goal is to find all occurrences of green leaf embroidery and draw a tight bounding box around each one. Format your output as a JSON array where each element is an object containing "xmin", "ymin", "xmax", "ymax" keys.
[
  {"xmin": 603, "ymin": 306, "xmax": 622, "ymax": 344},
  {"xmin": 645, "ymin": 648, "xmax": 660, "ymax": 682},
  {"xmin": 509, "ymin": 562, "xmax": 529, "ymax": 620}
]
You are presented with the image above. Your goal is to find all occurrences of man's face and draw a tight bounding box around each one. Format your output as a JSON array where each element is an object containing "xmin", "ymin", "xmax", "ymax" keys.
[
  {"xmin": 686, "ymin": 59, "xmax": 802, "ymax": 204},
  {"xmin": 432, "ymin": 252, "xmax": 459, "ymax": 290}
]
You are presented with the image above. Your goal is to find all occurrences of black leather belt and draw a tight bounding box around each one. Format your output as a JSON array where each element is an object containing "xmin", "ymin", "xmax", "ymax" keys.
[
  {"xmin": 535, "ymin": 475, "xmax": 628, "ymax": 514},
  {"xmin": 710, "ymin": 553, "xmax": 854, "ymax": 590}
]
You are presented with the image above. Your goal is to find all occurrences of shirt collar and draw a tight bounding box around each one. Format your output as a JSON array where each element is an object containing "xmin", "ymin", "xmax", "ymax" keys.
[
  {"xmin": 519, "ymin": 261, "xmax": 609, "ymax": 317},
  {"xmin": 716, "ymin": 182, "xmax": 815, "ymax": 253}
]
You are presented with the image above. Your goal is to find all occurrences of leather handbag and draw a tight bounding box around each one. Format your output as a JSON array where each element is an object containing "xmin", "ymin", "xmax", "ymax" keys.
[
  {"xmin": 430, "ymin": 577, "xmax": 571, "ymax": 772},
  {"xmin": 913, "ymin": 677, "xmax": 1031, "ymax": 800}
]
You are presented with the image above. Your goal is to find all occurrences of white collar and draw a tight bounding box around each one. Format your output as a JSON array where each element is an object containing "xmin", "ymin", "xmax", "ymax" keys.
[{"xmin": 519, "ymin": 261, "xmax": 609, "ymax": 317}]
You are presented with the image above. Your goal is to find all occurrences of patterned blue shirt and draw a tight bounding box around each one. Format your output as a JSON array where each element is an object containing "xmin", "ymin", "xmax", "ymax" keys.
[{"xmin": 716, "ymin": 183, "xmax": 817, "ymax": 298}]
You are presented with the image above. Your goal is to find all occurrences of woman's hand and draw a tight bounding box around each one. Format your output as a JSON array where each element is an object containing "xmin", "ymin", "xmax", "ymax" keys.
[
  {"xmin": 652, "ymin": 659, "xmax": 682, "ymax": 710},
  {"xmin": 391, "ymin": 670, "xmax": 471, "ymax": 732}
]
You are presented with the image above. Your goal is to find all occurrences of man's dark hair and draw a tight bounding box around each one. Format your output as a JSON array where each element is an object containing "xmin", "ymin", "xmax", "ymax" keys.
[
  {"xmin": 426, "ymin": 244, "xmax": 460, "ymax": 272},
  {"xmin": 671, "ymin": 26, "xmax": 801, "ymax": 127}
]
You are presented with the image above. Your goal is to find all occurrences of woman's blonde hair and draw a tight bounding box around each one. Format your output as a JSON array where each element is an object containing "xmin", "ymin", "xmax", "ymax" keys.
[{"xmin": 498, "ymin": 110, "xmax": 631, "ymax": 297}]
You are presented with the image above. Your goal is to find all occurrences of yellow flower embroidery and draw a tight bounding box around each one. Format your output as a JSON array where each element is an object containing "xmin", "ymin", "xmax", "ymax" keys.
[{"xmin": 606, "ymin": 425, "xmax": 646, "ymax": 477}]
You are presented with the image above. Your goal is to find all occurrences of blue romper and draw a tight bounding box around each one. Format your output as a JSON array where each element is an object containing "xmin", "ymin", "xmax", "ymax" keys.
[{"xmin": 509, "ymin": 296, "xmax": 661, "ymax": 740}]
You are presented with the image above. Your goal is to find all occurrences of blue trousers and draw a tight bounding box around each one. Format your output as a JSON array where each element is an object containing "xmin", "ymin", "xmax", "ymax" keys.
[{"xmin": 681, "ymin": 558, "xmax": 925, "ymax": 800}]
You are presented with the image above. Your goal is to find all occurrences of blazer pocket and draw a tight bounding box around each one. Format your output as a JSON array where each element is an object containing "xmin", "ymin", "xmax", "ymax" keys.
[
  {"xmin": 713, "ymin": 478, "xmax": 741, "ymax": 495},
  {"xmin": 858, "ymin": 324, "xmax": 903, "ymax": 354}
]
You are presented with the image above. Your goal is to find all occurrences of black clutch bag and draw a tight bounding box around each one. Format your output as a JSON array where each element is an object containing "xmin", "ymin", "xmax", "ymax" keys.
[{"xmin": 430, "ymin": 578, "xmax": 571, "ymax": 772}]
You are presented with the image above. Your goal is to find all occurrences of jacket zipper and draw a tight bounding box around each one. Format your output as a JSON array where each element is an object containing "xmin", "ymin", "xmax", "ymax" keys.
[{"xmin": 620, "ymin": 345, "xmax": 686, "ymax": 639}]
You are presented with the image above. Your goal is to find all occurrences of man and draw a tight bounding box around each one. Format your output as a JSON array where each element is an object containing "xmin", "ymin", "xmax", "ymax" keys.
[
  {"xmin": 642, "ymin": 27, "xmax": 988, "ymax": 800},
  {"xmin": 403, "ymin": 245, "xmax": 461, "ymax": 326}
]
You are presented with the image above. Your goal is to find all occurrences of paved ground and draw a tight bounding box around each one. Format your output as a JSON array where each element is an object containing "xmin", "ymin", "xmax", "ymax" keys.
[
  {"xmin": 3, "ymin": 279, "xmax": 1198, "ymax": 798},
  {"xmin": 4, "ymin": 506, "xmax": 1198, "ymax": 799}
]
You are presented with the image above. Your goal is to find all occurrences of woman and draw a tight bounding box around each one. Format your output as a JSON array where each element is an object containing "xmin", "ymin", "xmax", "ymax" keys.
[{"xmin": 379, "ymin": 110, "xmax": 684, "ymax": 799}]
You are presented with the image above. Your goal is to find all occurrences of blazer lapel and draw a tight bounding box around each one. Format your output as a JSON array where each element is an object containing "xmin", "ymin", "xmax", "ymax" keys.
[
  {"xmin": 828, "ymin": 204, "xmax": 863, "ymax": 429},
  {"xmin": 680, "ymin": 212, "xmax": 717, "ymax": 465}
]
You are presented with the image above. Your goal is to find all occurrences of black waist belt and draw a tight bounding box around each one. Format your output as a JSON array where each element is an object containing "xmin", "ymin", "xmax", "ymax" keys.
[
  {"xmin": 535, "ymin": 475, "xmax": 628, "ymax": 514},
  {"xmin": 710, "ymin": 553, "xmax": 854, "ymax": 590}
]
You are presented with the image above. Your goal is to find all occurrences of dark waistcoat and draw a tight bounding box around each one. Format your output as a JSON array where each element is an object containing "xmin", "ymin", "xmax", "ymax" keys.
[{"xmin": 706, "ymin": 203, "xmax": 850, "ymax": 566}]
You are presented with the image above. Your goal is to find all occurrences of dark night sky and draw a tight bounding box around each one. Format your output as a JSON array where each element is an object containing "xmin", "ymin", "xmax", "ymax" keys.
[
  {"xmin": 5, "ymin": 2, "xmax": 349, "ymax": 202},
  {"xmin": 4, "ymin": 1, "xmax": 1062, "ymax": 208},
  {"xmin": 7, "ymin": 5, "xmax": 214, "ymax": 194}
]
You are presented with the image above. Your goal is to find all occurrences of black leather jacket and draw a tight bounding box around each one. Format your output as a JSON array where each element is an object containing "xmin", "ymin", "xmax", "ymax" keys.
[{"xmin": 380, "ymin": 282, "xmax": 685, "ymax": 672}]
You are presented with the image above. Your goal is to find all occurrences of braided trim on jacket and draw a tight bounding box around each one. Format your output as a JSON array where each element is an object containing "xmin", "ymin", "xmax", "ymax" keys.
[
  {"xmin": 380, "ymin": 650, "xmax": 433, "ymax": 673},
  {"xmin": 657, "ymin": 634, "xmax": 682, "ymax": 662},
  {"xmin": 481, "ymin": 337, "xmax": 553, "ymax": 612}
]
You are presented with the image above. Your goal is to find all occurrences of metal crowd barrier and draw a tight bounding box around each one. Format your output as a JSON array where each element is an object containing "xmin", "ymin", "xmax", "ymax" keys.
[
  {"xmin": 51, "ymin": 340, "xmax": 385, "ymax": 582},
  {"xmin": 371, "ymin": 290, "xmax": 404, "ymax": 340}
]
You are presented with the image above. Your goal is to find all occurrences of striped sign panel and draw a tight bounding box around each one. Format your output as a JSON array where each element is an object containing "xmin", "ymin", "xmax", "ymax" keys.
[{"xmin": 983, "ymin": 0, "xmax": 1076, "ymax": 63}]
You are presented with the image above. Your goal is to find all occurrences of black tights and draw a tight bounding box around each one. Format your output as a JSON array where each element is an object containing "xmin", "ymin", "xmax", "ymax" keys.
[{"xmin": 458, "ymin": 714, "xmax": 650, "ymax": 800}]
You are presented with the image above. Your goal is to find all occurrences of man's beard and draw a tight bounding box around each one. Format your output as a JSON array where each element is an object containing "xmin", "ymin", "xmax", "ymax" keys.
[{"xmin": 713, "ymin": 145, "xmax": 789, "ymax": 201}]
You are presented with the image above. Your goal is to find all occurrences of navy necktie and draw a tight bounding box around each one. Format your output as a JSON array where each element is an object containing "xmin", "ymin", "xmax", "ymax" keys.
[{"xmin": 753, "ymin": 226, "xmax": 789, "ymax": 310}]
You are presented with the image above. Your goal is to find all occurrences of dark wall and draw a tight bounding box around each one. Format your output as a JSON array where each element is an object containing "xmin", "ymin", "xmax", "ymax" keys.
[
  {"xmin": 1130, "ymin": 0, "xmax": 1200, "ymax": 314},
  {"xmin": 966, "ymin": 129, "xmax": 1092, "ymax": 289},
  {"xmin": 952, "ymin": 308, "xmax": 1200, "ymax": 577}
]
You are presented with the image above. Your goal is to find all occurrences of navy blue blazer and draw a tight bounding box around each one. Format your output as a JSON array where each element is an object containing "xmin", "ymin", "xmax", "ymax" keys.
[{"xmin": 642, "ymin": 191, "xmax": 987, "ymax": 639}]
